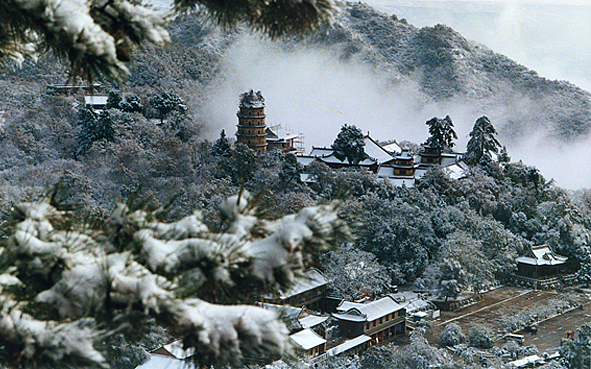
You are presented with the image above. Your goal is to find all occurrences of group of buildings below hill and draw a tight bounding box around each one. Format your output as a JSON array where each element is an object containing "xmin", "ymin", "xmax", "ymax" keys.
[
  {"xmin": 137, "ymin": 241, "xmax": 579, "ymax": 368},
  {"xmin": 234, "ymin": 90, "xmax": 467, "ymax": 188}
]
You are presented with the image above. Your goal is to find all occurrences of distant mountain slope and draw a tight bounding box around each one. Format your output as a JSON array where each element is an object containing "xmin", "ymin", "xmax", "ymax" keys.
[
  {"xmin": 2, "ymin": 2, "xmax": 589, "ymax": 141},
  {"xmin": 299, "ymin": 2, "xmax": 591, "ymax": 138}
]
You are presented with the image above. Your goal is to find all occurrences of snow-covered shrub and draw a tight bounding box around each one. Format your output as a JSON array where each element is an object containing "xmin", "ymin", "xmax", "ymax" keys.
[
  {"xmin": 467, "ymin": 325, "xmax": 495, "ymax": 349},
  {"xmin": 440, "ymin": 323, "xmax": 466, "ymax": 346}
]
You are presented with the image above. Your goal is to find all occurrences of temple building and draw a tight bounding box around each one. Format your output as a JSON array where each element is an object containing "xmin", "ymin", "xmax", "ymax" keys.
[
  {"xmin": 515, "ymin": 245, "xmax": 578, "ymax": 289},
  {"xmin": 235, "ymin": 90, "xmax": 268, "ymax": 154},
  {"xmin": 235, "ymin": 90, "xmax": 303, "ymax": 154}
]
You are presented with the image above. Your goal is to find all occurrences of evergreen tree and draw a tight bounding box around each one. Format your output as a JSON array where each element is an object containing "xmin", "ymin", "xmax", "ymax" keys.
[
  {"xmin": 440, "ymin": 323, "xmax": 466, "ymax": 346},
  {"xmin": 76, "ymin": 105, "xmax": 99, "ymax": 157},
  {"xmin": 278, "ymin": 153, "xmax": 303, "ymax": 191},
  {"xmin": 106, "ymin": 90, "xmax": 122, "ymax": 110},
  {"xmin": 437, "ymin": 258, "xmax": 466, "ymax": 301},
  {"xmin": 150, "ymin": 91, "xmax": 187, "ymax": 124},
  {"xmin": 560, "ymin": 323, "xmax": 591, "ymax": 369},
  {"xmin": 467, "ymin": 325, "xmax": 495, "ymax": 349},
  {"xmin": 425, "ymin": 115, "xmax": 457, "ymax": 150},
  {"xmin": 211, "ymin": 130, "xmax": 232, "ymax": 157},
  {"xmin": 498, "ymin": 145, "xmax": 511, "ymax": 163},
  {"xmin": 331, "ymin": 124, "xmax": 367, "ymax": 165},
  {"xmin": 119, "ymin": 94, "xmax": 143, "ymax": 113},
  {"xmin": 96, "ymin": 110, "xmax": 116, "ymax": 143},
  {"xmin": 76, "ymin": 108, "xmax": 115, "ymax": 157},
  {"xmin": 465, "ymin": 116, "xmax": 501, "ymax": 165},
  {"xmin": 221, "ymin": 144, "xmax": 258, "ymax": 185}
]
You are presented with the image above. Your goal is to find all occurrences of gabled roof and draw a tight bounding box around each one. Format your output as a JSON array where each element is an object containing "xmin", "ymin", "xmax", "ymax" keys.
[
  {"xmin": 296, "ymin": 156, "xmax": 317, "ymax": 167},
  {"xmin": 257, "ymin": 302, "xmax": 308, "ymax": 320},
  {"xmin": 84, "ymin": 95, "xmax": 108, "ymax": 106},
  {"xmin": 308, "ymin": 135, "xmax": 395, "ymax": 166},
  {"xmin": 333, "ymin": 296, "xmax": 404, "ymax": 322},
  {"xmin": 290, "ymin": 328, "xmax": 326, "ymax": 350},
  {"xmin": 309, "ymin": 147, "xmax": 333, "ymax": 157},
  {"xmin": 326, "ymin": 335, "xmax": 371, "ymax": 356},
  {"xmin": 280, "ymin": 269, "xmax": 327, "ymax": 299},
  {"xmin": 516, "ymin": 245, "xmax": 567, "ymax": 266},
  {"xmin": 364, "ymin": 135, "xmax": 396, "ymax": 165},
  {"xmin": 299, "ymin": 315, "xmax": 329, "ymax": 329},
  {"xmin": 380, "ymin": 141, "xmax": 402, "ymax": 154},
  {"xmin": 442, "ymin": 162, "xmax": 468, "ymax": 180},
  {"xmin": 317, "ymin": 154, "xmax": 376, "ymax": 167}
]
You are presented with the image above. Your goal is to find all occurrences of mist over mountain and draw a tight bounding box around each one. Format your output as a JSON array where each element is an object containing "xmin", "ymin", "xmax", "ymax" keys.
[
  {"xmin": 156, "ymin": 3, "xmax": 591, "ymax": 187},
  {"xmin": 3, "ymin": 2, "xmax": 591, "ymax": 187}
]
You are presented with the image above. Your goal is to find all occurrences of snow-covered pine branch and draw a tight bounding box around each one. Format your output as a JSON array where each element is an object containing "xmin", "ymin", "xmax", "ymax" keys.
[
  {"xmin": 0, "ymin": 192, "xmax": 350, "ymax": 368},
  {"xmin": 0, "ymin": 0, "xmax": 338, "ymax": 80}
]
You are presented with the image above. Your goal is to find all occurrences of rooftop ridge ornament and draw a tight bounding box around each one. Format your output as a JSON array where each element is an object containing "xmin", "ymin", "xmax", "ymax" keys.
[{"xmin": 240, "ymin": 90, "xmax": 265, "ymax": 109}]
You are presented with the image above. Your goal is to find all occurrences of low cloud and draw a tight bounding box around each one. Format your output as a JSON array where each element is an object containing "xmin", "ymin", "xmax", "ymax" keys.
[{"xmin": 201, "ymin": 33, "xmax": 591, "ymax": 189}]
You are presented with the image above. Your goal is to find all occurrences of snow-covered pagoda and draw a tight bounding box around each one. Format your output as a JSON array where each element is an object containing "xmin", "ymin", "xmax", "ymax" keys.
[
  {"xmin": 235, "ymin": 90, "xmax": 303, "ymax": 154},
  {"xmin": 236, "ymin": 90, "xmax": 268, "ymax": 153}
]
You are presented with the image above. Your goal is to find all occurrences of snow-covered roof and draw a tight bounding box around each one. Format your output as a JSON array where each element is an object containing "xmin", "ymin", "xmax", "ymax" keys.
[
  {"xmin": 376, "ymin": 166, "xmax": 394, "ymax": 177},
  {"xmin": 162, "ymin": 340, "xmax": 194, "ymax": 359},
  {"xmin": 290, "ymin": 328, "xmax": 326, "ymax": 350},
  {"xmin": 516, "ymin": 246, "xmax": 567, "ymax": 266},
  {"xmin": 442, "ymin": 162, "xmax": 468, "ymax": 180},
  {"xmin": 280, "ymin": 269, "xmax": 327, "ymax": 299},
  {"xmin": 258, "ymin": 302, "xmax": 305, "ymax": 320},
  {"xmin": 300, "ymin": 173, "xmax": 314, "ymax": 183},
  {"xmin": 508, "ymin": 354, "xmax": 543, "ymax": 368},
  {"xmin": 364, "ymin": 136, "xmax": 395, "ymax": 164},
  {"xmin": 317, "ymin": 154, "xmax": 375, "ymax": 166},
  {"xmin": 333, "ymin": 296, "xmax": 403, "ymax": 322},
  {"xmin": 309, "ymin": 147, "xmax": 333, "ymax": 157},
  {"xmin": 84, "ymin": 95, "xmax": 108, "ymax": 106},
  {"xmin": 299, "ymin": 315, "xmax": 329, "ymax": 329},
  {"xmin": 440, "ymin": 152, "xmax": 461, "ymax": 166},
  {"xmin": 326, "ymin": 335, "xmax": 371, "ymax": 356},
  {"xmin": 402, "ymin": 298, "xmax": 433, "ymax": 313},
  {"xmin": 136, "ymin": 354, "xmax": 187, "ymax": 369},
  {"xmin": 381, "ymin": 142, "xmax": 402, "ymax": 154},
  {"xmin": 296, "ymin": 156, "xmax": 317, "ymax": 167}
]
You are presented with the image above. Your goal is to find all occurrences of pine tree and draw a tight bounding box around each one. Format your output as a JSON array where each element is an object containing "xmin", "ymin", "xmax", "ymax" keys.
[
  {"xmin": 150, "ymin": 91, "xmax": 187, "ymax": 124},
  {"xmin": 465, "ymin": 116, "xmax": 501, "ymax": 166},
  {"xmin": 425, "ymin": 115, "xmax": 457, "ymax": 151},
  {"xmin": 331, "ymin": 124, "xmax": 367, "ymax": 165},
  {"xmin": 211, "ymin": 129, "xmax": 232, "ymax": 157},
  {"xmin": 76, "ymin": 108, "xmax": 115, "ymax": 157},
  {"xmin": 120, "ymin": 94, "xmax": 143, "ymax": 114},
  {"xmin": 96, "ymin": 110, "xmax": 116, "ymax": 143},
  {"xmin": 498, "ymin": 145, "xmax": 511, "ymax": 163},
  {"xmin": 0, "ymin": 0, "xmax": 336, "ymax": 80},
  {"xmin": 106, "ymin": 90, "xmax": 122, "ymax": 110},
  {"xmin": 76, "ymin": 105, "xmax": 99, "ymax": 157},
  {"xmin": 0, "ymin": 193, "xmax": 350, "ymax": 368},
  {"xmin": 278, "ymin": 153, "xmax": 304, "ymax": 191}
]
